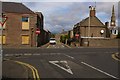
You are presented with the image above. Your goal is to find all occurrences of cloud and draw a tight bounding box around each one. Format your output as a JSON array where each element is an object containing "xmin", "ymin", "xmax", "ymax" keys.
[
  {"xmin": 1, "ymin": 1, "xmax": 119, "ymax": 33},
  {"xmin": 23, "ymin": 2, "xmax": 119, "ymax": 33}
]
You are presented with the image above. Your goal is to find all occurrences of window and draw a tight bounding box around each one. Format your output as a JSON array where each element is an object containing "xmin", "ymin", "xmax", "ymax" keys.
[
  {"xmin": 22, "ymin": 17, "xmax": 29, "ymax": 22},
  {"xmin": 110, "ymin": 30, "xmax": 112, "ymax": 34},
  {"xmin": 22, "ymin": 16, "xmax": 29, "ymax": 30},
  {"xmin": 114, "ymin": 30, "xmax": 118, "ymax": 35},
  {"xmin": 22, "ymin": 35, "xmax": 29, "ymax": 44},
  {"xmin": 0, "ymin": 36, "xmax": 6, "ymax": 44},
  {"xmin": 114, "ymin": 30, "xmax": 116, "ymax": 34}
]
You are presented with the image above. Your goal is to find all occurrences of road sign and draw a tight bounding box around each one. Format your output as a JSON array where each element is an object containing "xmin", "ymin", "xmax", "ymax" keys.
[
  {"xmin": 0, "ymin": 15, "xmax": 8, "ymax": 27},
  {"xmin": 75, "ymin": 34, "xmax": 79, "ymax": 37},
  {"xmin": 36, "ymin": 28, "xmax": 40, "ymax": 34}
]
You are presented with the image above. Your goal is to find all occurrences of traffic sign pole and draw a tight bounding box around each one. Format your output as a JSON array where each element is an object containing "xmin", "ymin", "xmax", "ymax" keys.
[
  {"xmin": 0, "ymin": 14, "xmax": 2, "ymax": 80},
  {"xmin": 0, "ymin": 13, "xmax": 8, "ymax": 79}
]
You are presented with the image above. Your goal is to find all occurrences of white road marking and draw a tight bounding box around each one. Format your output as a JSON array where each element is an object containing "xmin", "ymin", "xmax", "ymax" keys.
[
  {"xmin": 24, "ymin": 53, "xmax": 32, "ymax": 56},
  {"xmin": 62, "ymin": 45, "xmax": 65, "ymax": 47},
  {"xmin": 47, "ymin": 45, "xmax": 50, "ymax": 48},
  {"xmin": 4, "ymin": 54, "xmax": 14, "ymax": 56},
  {"xmin": 49, "ymin": 60, "xmax": 73, "ymax": 75},
  {"xmin": 81, "ymin": 62, "xmax": 119, "ymax": 79},
  {"xmin": 64, "ymin": 54, "xmax": 74, "ymax": 59},
  {"xmin": 50, "ymin": 53, "xmax": 61, "ymax": 55},
  {"xmin": 4, "ymin": 54, "xmax": 23, "ymax": 56},
  {"xmin": 33, "ymin": 53, "xmax": 40, "ymax": 56}
]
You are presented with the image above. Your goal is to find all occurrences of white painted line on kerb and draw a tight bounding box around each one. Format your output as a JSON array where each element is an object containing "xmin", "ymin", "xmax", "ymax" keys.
[{"xmin": 81, "ymin": 62, "xmax": 119, "ymax": 79}]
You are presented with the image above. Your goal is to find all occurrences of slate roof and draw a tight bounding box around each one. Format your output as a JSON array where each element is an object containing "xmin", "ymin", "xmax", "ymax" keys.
[
  {"xmin": 77, "ymin": 16, "xmax": 105, "ymax": 27},
  {"xmin": 2, "ymin": 2, "xmax": 34, "ymax": 14}
]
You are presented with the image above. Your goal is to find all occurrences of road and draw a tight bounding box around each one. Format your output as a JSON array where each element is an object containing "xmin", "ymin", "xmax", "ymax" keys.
[{"xmin": 2, "ymin": 43, "xmax": 120, "ymax": 80}]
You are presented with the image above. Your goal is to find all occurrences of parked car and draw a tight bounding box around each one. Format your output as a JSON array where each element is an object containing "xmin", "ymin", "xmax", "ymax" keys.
[{"xmin": 49, "ymin": 38, "xmax": 56, "ymax": 45}]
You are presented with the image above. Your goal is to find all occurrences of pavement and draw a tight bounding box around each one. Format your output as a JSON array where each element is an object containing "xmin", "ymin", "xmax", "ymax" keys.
[{"xmin": 2, "ymin": 59, "xmax": 32, "ymax": 79}]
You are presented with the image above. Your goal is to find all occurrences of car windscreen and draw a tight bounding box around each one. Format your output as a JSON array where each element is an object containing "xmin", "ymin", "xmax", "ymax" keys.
[{"xmin": 50, "ymin": 39, "xmax": 55, "ymax": 40}]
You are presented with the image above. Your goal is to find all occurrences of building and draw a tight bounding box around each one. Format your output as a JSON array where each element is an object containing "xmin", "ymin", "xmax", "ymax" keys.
[
  {"xmin": 68, "ymin": 30, "xmax": 73, "ymax": 39},
  {"xmin": 73, "ymin": 6, "xmax": 107, "ymax": 40},
  {"xmin": 1, "ymin": 2, "xmax": 37, "ymax": 48},
  {"xmin": 108, "ymin": 5, "xmax": 118, "ymax": 38},
  {"xmin": 36, "ymin": 12, "xmax": 51, "ymax": 47},
  {"xmin": 36, "ymin": 12, "xmax": 44, "ymax": 47}
]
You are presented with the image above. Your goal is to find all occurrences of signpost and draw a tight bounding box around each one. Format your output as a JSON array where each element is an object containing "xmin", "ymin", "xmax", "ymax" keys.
[
  {"xmin": 35, "ymin": 28, "xmax": 40, "ymax": 47},
  {"xmin": 75, "ymin": 34, "xmax": 79, "ymax": 40},
  {"xmin": 0, "ymin": 14, "xmax": 8, "ymax": 79}
]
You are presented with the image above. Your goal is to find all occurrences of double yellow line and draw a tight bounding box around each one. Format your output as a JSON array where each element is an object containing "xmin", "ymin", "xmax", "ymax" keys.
[
  {"xmin": 4, "ymin": 59, "xmax": 40, "ymax": 80},
  {"xmin": 112, "ymin": 53, "xmax": 120, "ymax": 62}
]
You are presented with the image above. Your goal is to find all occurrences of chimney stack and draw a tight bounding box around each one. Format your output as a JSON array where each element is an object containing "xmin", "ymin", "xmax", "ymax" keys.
[{"xmin": 89, "ymin": 6, "xmax": 96, "ymax": 17}]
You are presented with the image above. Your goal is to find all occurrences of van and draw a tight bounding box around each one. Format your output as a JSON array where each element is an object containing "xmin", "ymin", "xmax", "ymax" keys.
[{"xmin": 49, "ymin": 38, "xmax": 56, "ymax": 44}]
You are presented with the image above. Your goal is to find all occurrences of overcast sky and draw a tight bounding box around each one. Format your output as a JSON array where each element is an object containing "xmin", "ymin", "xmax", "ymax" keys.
[{"xmin": 1, "ymin": 0, "xmax": 119, "ymax": 33}]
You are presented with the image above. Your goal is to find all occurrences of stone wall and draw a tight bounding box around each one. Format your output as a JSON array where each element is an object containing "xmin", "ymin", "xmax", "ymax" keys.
[{"xmin": 81, "ymin": 38, "xmax": 119, "ymax": 47}]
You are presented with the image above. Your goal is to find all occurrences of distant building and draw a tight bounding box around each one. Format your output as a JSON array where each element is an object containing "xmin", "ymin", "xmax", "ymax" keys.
[
  {"xmin": 2, "ymin": 2, "xmax": 37, "ymax": 48},
  {"xmin": 73, "ymin": 6, "xmax": 107, "ymax": 39},
  {"xmin": 108, "ymin": 5, "xmax": 118, "ymax": 38},
  {"xmin": 68, "ymin": 30, "xmax": 73, "ymax": 39}
]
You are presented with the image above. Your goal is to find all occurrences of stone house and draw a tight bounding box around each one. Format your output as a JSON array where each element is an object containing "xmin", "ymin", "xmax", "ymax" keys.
[
  {"xmin": 1, "ymin": 2, "xmax": 37, "ymax": 48},
  {"xmin": 73, "ymin": 6, "xmax": 107, "ymax": 40}
]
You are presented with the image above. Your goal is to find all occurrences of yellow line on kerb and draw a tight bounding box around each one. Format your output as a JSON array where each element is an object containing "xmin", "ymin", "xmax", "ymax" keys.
[
  {"xmin": 112, "ymin": 54, "xmax": 120, "ymax": 62},
  {"xmin": 4, "ymin": 59, "xmax": 40, "ymax": 80}
]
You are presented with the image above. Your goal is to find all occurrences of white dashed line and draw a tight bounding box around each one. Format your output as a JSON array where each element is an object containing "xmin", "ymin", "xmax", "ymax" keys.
[
  {"xmin": 64, "ymin": 54, "xmax": 74, "ymax": 59},
  {"xmin": 24, "ymin": 53, "xmax": 32, "ymax": 56}
]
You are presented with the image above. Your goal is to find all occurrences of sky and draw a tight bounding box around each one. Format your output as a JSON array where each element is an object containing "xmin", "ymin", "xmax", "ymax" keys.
[
  {"xmin": 23, "ymin": 2, "xmax": 118, "ymax": 33},
  {"xmin": 1, "ymin": 0, "xmax": 119, "ymax": 33}
]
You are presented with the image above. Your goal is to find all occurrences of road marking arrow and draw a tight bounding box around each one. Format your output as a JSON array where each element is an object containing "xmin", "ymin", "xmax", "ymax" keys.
[{"xmin": 49, "ymin": 60, "xmax": 73, "ymax": 75}]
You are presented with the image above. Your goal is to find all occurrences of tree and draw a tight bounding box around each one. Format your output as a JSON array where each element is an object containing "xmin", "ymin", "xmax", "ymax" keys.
[{"xmin": 51, "ymin": 34, "xmax": 55, "ymax": 38}]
